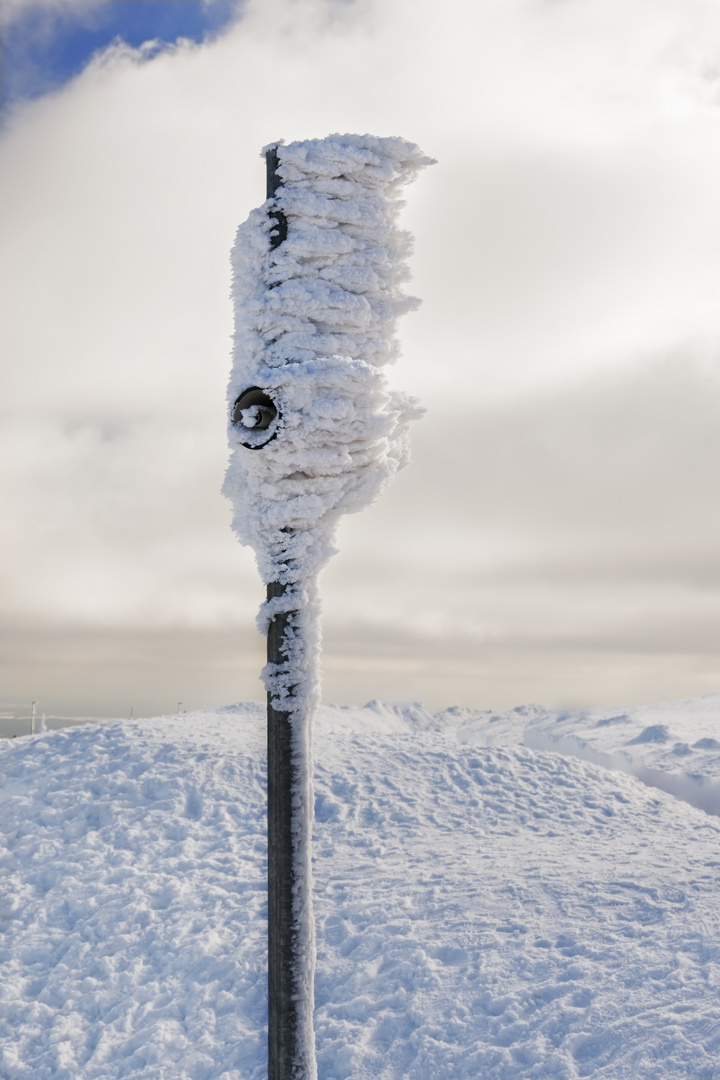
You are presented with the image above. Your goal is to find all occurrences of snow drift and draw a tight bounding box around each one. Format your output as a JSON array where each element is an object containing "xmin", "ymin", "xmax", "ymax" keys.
[
  {"xmin": 454, "ymin": 693, "xmax": 720, "ymax": 818},
  {"xmin": 2, "ymin": 699, "xmax": 720, "ymax": 1079}
]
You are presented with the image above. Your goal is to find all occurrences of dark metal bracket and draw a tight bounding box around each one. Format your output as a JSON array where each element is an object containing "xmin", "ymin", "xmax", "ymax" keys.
[{"xmin": 232, "ymin": 386, "xmax": 280, "ymax": 449}]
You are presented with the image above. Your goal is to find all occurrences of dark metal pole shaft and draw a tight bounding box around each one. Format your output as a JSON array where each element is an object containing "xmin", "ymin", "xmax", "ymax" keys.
[
  {"xmin": 267, "ymin": 146, "xmax": 288, "ymax": 250},
  {"xmin": 265, "ymin": 149, "xmax": 311, "ymax": 1080},
  {"xmin": 267, "ymin": 581, "xmax": 302, "ymax": 1080}
]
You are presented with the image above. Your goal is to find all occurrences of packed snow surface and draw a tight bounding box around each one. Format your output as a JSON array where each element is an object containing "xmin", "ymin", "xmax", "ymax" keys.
[{"xmin": 3, "ymin": 695, "xmax": 720, "ymax": 1078}]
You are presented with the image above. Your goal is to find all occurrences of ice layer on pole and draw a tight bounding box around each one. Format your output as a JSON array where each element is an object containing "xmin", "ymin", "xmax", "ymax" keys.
[
  {"xmin": 223, "ymin": 133, "xmax": 432, "ymax": 1074},
  {"xmin": 224, "ymin": 132, "xmax": 433, "ymax": 625}
]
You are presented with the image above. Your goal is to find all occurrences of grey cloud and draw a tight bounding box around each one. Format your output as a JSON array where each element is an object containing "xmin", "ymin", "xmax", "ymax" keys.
[
  {"xmin": 0, "ymin": 621, "xmax": 266, "ymax": 720},
  {"xmin": 7, "ymin": 614, "xmax": 720, "ymax": 720},
  {"xmin": 6, "ymin": 0, "xmax": 720, "ymax": 714},
  {"xmin": 387, "ymin": 351, "xmax": 720, "ymax": 545}
]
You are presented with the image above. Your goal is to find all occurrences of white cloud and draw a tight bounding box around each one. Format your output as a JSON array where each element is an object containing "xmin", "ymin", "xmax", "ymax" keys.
[{"xmin": 5, "ymin": 0, "xmax": 720, "ymax": 712}]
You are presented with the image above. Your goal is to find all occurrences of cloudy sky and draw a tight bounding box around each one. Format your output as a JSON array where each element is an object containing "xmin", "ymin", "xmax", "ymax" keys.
[{"xmin": 4, "ymin": 0, "xmax": 720, "ymax": 720}]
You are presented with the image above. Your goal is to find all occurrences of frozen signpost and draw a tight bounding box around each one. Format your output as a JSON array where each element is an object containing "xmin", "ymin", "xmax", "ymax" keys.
[{"xmin": 224, "ymin": 134, "xmax": 433, "ymax": 1080}]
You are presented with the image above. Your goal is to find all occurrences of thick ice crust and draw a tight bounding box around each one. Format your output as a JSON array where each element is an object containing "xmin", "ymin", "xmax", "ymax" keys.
[
  {"xmin": 223, "ymin": 135, "xmax": 432, "ymax": 1078},
  {"xmin": 224, "ymin": 133, "xmax": 432, "ymax": 588},
  {"xmin": 224, "ymin": 132, "xmax": 431, "ymax": 716}
]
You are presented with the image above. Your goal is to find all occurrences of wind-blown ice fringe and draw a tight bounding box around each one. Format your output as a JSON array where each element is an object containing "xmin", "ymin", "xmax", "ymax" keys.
[{"xmin": 223, "ymin": 133, "xmax": 433, "ymax": 1076}]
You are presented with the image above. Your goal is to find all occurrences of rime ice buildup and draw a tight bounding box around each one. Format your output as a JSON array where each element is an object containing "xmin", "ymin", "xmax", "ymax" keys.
[
  {"xmin": 224, "ymin": 133, "xmax": 433, "ymax": 709},
  {"xmin": 223, "ymin": 133, "xmax": 432, "ymax": 1080}
]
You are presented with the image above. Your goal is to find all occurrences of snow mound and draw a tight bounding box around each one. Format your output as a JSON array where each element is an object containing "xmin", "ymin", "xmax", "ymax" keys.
[
  {"xmin": 2, "ymin": 703, "xmax": 720, "ymax": 1078},
  {"xmin": 456, "ymin": 694, "xmax": 720, "ymax": 817},
  {"xmin": 627, "ymin": 724, "xmax": 672, "ymax": 744}
]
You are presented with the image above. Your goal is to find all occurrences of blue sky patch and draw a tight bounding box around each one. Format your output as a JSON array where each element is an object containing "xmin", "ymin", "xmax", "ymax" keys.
[{"xmin": 2, "ymin": 1, "xmax": 241, "ymax": 111}]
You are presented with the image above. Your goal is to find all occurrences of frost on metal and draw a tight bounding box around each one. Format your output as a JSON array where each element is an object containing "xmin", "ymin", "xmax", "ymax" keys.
[
  {"xmin": 224, "ymin": 132, "xmax": 432, "ymax": 689},
  {"xmin": 222, "ymin": 133, "xmax": 432, "ymax": 1075}
]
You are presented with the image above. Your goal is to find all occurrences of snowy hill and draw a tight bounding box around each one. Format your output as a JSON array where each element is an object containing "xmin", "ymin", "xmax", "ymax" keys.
[
  {"xmin": 2, "ymin": 698, "xmax": 720, "ymax": 1078},
  {"xmin": 454, "ymin": 694, "xmax": 720, "ymax": 816}
]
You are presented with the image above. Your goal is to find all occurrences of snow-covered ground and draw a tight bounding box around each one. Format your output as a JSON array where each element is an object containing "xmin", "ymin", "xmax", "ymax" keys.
[{"xmin": 2, "ymin": 695, "xmax": 720, "ymax": 1078}]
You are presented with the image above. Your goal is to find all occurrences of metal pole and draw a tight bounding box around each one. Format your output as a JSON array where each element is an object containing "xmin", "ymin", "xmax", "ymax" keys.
[
  {"xmin": 266, "ymin": 146, "xmax": 288, "ymax": 250},
  {"xmin": 266, "ymin": 581, "xmax": 302, "ymax": 1080},
  {"xmin": 265, "ymin": 151, "xmax": 311, "ymax": 1080}
]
